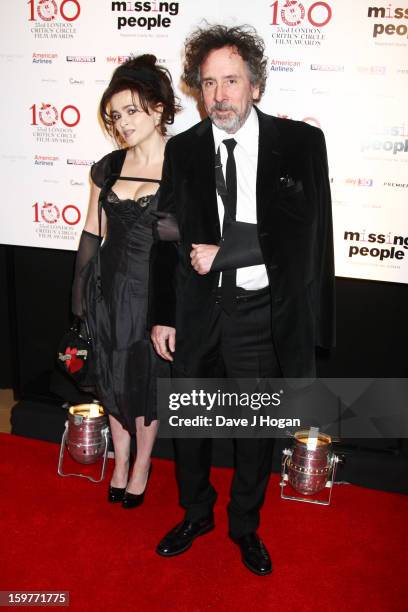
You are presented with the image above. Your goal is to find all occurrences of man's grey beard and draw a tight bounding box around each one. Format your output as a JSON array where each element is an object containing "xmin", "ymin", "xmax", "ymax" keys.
[{"xmin": 208, "ymin": 100, "xmax": 253, "ymax": 134}]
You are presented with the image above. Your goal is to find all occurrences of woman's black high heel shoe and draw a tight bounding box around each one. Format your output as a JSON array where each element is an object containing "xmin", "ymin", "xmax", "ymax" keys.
[
  {"xmin": 122, "ymin": 464, "xmax": 152, "ymax": 509},
  {"xmin": 108, "ymin": 454, "xmax": 134, "ymax": 503},
  {"xmin": 108, "ymin": 485, "xmax": 126, "ymax": 503}
]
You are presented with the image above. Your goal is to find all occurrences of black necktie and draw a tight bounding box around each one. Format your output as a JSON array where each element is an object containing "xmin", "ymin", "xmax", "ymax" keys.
[{"xmin": 220, "ymin": 138, "xmax": 237, "ymax": 314}]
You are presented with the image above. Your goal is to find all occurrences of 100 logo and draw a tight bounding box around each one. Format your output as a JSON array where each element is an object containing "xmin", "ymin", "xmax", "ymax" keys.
[
  {"xmin": 270, "ymin": 1, "xmax": 332, "ymax": 27},
  {"xmin": 30, "ymin": 104, "xmax": 81, "ymax": 128},
  {"xmin": 27, "ymin": 0, "xmax": 81, "ymax": 22},
  {"xmin": 33, "ymin": 202, "xmax": 81, "ymax": 225}
]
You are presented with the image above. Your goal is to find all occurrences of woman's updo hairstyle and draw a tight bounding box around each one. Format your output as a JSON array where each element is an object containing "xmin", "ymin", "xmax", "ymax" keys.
[{"xmin": 99, "ymin": 54, "xmax": 180, "ymax": 141}]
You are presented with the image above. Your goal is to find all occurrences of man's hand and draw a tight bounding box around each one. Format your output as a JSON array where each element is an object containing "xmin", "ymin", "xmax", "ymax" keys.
[
  {"xmin": 151, "ymin": 325, "xmax": 176, "ymax": 362},
  {"xmin": 190, "ymin": 244, "xmax": 220, "ymax": 275}
]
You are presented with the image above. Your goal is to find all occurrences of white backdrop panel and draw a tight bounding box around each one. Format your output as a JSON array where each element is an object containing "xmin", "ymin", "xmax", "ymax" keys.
[{"xmin": 1, "ymin": 0, "xmax": 407, "ymax": 283}]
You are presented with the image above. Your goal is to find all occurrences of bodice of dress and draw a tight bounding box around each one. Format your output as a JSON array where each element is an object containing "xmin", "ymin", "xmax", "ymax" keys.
[
  {"xmin": 102, "ymin": 181, "xmax": 158, "ymax": 227},
  {"xmin": 98, "ymin": 180, "xmax": 159, "ymax": 299}
]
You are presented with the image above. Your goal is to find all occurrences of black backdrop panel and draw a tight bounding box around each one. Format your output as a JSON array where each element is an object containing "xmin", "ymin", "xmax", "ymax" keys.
[
  {"xmin": 10, "ymin": 245, "xmax": 75, "ymax": 398},
  {"xmin": 6, "ymin": 245, "xmax": 408, "ymax": 394},
  {"xmin": 0, "ymin": 246, "xmax": 13, "ymax": 388},
  {"xmin": 318, "ymin": 277, "xmax": 407, "ymax": 378}
]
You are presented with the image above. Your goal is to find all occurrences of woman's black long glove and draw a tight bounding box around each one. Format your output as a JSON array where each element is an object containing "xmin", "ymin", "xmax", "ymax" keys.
[{"xmin": 71, "ymin": 230, "xmax": 101, "ymax": 318}]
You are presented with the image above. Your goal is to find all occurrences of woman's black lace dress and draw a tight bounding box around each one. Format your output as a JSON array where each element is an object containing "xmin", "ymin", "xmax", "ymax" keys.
[{"xmin": 85, "ymin": 149, "xmax": 168, "ymax": 432}]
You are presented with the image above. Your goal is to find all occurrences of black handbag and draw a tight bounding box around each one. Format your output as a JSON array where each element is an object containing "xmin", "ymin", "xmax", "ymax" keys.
[
  {"xmin": 58, "ymin": 182, "xmax": 104, "ymax": 388},
  {"xmin": 57, "ymin": 316, "xmax": 94, "ymax": 386}
]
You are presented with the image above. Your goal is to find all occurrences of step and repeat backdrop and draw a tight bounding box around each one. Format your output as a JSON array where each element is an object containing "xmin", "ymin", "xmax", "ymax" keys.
[{"xmin": 0, "ymin": 0, "xmax": 407, "ymax": 283}]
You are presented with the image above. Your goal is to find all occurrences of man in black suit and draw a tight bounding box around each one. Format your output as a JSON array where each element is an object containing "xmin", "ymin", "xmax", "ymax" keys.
[{"xmin": 150, "ymin": 24, "xmax": 335, "ymax": 575}]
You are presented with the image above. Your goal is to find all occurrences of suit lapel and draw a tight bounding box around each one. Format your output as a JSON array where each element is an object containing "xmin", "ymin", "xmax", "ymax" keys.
[
  {"xmin": 256, "ymin": 108, "xmax": 282, "ymax": 223},
  {"xmin": 193, "ymin": 119, "xmax": 221, "ymax": 240}
]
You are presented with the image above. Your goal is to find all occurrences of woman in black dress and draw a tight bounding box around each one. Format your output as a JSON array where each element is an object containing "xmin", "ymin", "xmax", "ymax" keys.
[{"xmin": 71, "ymin": 55, "xmax": 179, "ymax": 507}]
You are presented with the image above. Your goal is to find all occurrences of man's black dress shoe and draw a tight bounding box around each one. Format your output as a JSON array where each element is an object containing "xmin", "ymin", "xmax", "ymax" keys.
[
  {"xmin": 122, "ymin": 465, "xmax": 152, "ymax": 509},
  {"xmin": 108, "ymin": 485, "xmax": 126, "ymax": 503},
  {"xmin": 156, "ymin": 516, "xmax": 214, "ymax": 557},
  {"xmin": 233, "ymin": 533, "xmax": 272, "ymax": 576}
]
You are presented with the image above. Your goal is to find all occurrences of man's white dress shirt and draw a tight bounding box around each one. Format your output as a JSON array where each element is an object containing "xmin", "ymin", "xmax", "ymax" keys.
[{"xmin": 212, "ymin": 107, "xmax": 268, "ymax": 290}]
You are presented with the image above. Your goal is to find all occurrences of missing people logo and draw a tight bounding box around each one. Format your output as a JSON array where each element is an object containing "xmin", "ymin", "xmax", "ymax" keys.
[
  {"xmin": 361, "ymin": 123, "xmax": 408, "ymax": 159},
  {"xmin": 367, "ymin": 5, "xmax": 408, "ymax": 44},
  {"xmin": 343, "ymin": 229, "xmax": 408, "ymax": 266},
  {"xmin": 270, "ymin": 0, "xmax": 332, "ymax": 46},
  {"xmin": 111, "ymin": 1, "xmax": 180, "ymax": 32}
]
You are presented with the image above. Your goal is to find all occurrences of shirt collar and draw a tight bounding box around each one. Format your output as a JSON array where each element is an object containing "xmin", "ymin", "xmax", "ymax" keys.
[{"xmin": 212, "ymin": 106, "xmax": 259, "ymax": 155}]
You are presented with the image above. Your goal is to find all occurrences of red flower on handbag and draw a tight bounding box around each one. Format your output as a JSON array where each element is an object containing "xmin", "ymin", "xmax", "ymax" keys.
[
  {"xmin": 65, "ymin": 347, "xmax": 84, "ymax": 374},
  {"xmin": 57, "ymin": 317, "xmax": 93, "ymax": 387}
]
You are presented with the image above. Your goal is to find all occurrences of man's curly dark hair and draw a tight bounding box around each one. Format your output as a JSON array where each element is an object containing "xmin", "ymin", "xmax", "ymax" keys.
[{"xmin": 182, "ymin": 24, "xmax": 268, "ymax": 102}]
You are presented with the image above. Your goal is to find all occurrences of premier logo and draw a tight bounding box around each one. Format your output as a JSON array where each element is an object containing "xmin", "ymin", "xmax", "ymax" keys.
[{"xmin": 383, "ymin": 181, "xmax": 408, "ymax": 188}]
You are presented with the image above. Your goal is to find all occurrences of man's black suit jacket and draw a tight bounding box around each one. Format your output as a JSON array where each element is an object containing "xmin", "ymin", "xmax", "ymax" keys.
[{"xmin": 150, "ymin": 107, "xmax": 335, "ymax": 378}]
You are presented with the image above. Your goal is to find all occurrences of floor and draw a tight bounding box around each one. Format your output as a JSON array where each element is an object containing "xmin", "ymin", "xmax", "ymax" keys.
[
  {"xmin": 0, "ymin": 388, "xmax": 13, "ymax": 433},
  {"xmin": 2, "ymin": 433, "xmax": 407, "ymax": 612}
]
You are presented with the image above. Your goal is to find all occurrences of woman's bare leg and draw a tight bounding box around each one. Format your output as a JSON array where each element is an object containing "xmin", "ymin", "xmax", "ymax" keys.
[
  {"xmin": 109, "ymin": 414, "xmax": 131, "ymax": 488},
  {"xmin": 126, "ymin": 417, "xmax": 159, "ymax": 494}
]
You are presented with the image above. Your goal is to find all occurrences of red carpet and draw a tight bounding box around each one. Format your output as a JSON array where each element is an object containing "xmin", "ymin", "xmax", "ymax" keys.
[{"xmin": 0, "ymin": 433, "xmax": 407, "ymax": 612}]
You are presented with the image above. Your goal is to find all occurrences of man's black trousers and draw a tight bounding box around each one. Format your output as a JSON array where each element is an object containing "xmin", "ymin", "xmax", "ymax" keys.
[{"xmin": 174, "ymin": 288, "xmax": 282, "ymax": 539}]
